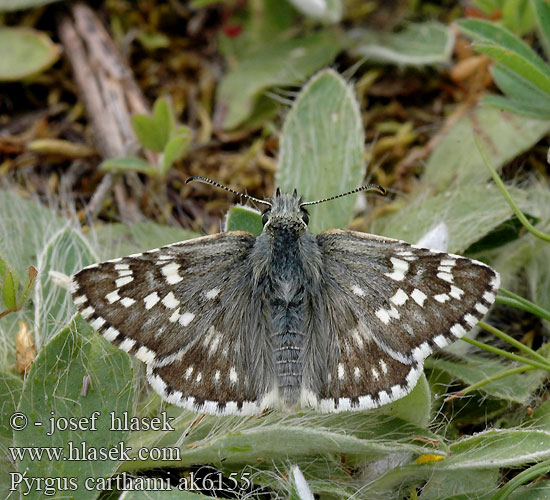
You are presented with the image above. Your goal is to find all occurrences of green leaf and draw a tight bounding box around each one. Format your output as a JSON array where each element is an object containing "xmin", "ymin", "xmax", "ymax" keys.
[
  {"xmin": 464, "ymin": 212, "xmax": 540, "ymax": 254},
  {"xmin": 0, "ymin": 28, "xmax": 60, "ymax": 81},
  {"xmin": 277, "ymin": 69, "xmax": 365, "ymax": 233},
  {"xmin": 351, "ymin": 21, "xmax": 455, "ymax": 66},
  {"xmin": 218, "ymin": 0, "xmax": 296, "ymax": 62},
  {"xmin": 225, "ymin": 206, "xmax": 263, "ymax": 235},
  {"xmin": 0, "ymin": 371, "xmax": 23, "ymax": 441},
  {"xmin": 474, "ymin": 43, "xmax": 550, "ymax": 94},
  {"xmin": 2, "ymin": 271, "xmax": 17, "ymax": 310},
  {"xmin": 136, "ymin": 30, "xmax": 171, "ymax": 50},
  {"xmin": 101, "ymin": 156, "xmax": 158, "ymax": 176},
  {"xmin": 126, "ymin": 414, "xmax": 442, "ymax": 469},
  {"xmin": 501, "ymin": 0, "xmax": 536, "ymax": 36},
  {"xmin": 488, "ymin": 64, "xmax": 550, "ymax": 117},
  {"xmin": 422, "ymin": 105, "xmax": 550, "ymax": 190},
  {"xmin": 426, "ymin": 345, "xmax": 550, "ymax": 403},
  {"xmin": 532, "ymin": 0, "xmax": 550, "ymax": 60},
  {"xmin": 14, "ymin": 318, "xmax": 134, "ymax": 500},
  {"xmin": 216, "ymin": 31, "xmax": 345, "ymax": 129},
  {"xmin": 153, "ymin": 97, "xmax": 175, "ymax": 145},
  {"xmin": 0, "ymin": 256, "xmax": 7, "ymax": 280},
  {"xmin": 419, "ymin": 469, "xmax": 499, "ymax": 500},
  {"xmin": 508, "ymin": 480, "xmax": 550, "ymax": 500},
  {"xmin": 0, "ymin": 0, "xmax": 61, "ymax": 10},
  {"xmin": 131, "ymin": 97, "xmax": 175, "ymax": 153},
  {"xmin": 444, "ymin": 429, "xmax": 550, "ymax": 468},
  {"xmin": 372, "ymin": 184, "xmax": 529, "ymax": 254},
  {"xmin": 161, "ymin": 127, "xmax": 192, "ymax": 175},
  {"xmin": 0, "ymin": 191, "xmax": 65, "ymax": 281},
  {"xmin": 484, "ymin": 94, "xmax": 550, "ymax": 117},
  {"xmin": 34, "ymin": 228, "xmax": 97, "ymax": 345},
  {"xmin": 458, "ymin": 19, "xmax": 549, "ymax": 76},
  {"xmin": 379, "ymin": 373, "xmax": 431, "ymax": 428}
]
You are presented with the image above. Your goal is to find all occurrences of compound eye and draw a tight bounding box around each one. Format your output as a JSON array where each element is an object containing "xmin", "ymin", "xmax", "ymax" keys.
[
  {"xmin": 301, "ymin": 208, "xmax": 309, "ymax": 225},
  {"xmin": 262, "ymin": 210, "xmax": 270, "ymax": 225}
]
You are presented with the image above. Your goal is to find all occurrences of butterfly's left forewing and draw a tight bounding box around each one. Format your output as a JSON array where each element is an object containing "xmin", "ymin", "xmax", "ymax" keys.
[
  {"xmin": 71, "ymin": 231, "xmax": 276, "ymax": 415},
  {"xmin": 306, "ymin": 229, "xmax": 500, "ymax": 412}
]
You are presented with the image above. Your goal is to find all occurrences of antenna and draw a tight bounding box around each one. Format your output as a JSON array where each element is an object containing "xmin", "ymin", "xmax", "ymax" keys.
[
  {"xmin": 186, "ymin": 176, "xmax": 272, "ymax": 207},
  {"xmin": 300, "ymin": 184, "xmax": 386, "ymax": 207}
]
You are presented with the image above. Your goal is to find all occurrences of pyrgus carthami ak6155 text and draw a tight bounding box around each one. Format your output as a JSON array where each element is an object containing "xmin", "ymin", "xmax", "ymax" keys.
[{"xmin": 72, "ymin": 178, "xmax": 500, "ymax": 415}]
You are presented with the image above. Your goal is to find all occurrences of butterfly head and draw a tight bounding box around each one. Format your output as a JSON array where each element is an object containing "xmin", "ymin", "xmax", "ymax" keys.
[{"xmin": 261, "ymin": 187, "xmax": 309, "ymax": 234}]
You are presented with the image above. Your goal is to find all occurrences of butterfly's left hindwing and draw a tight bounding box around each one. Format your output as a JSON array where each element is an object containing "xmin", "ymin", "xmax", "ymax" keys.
[
  {"xmin": 71, "ymin": 231, "xmax": 275, "ymax": 415},
  {"xmin": 305, "ymin": 229, "xmax": 500, "ymax": 412}
]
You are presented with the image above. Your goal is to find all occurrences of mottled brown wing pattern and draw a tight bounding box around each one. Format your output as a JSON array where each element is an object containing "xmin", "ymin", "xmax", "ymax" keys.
[
  {"xmin": 302, "ymin": 229, "xmax": 499, "ymax": 412},
  {"xmin": 71, "ymin": 231, "xmax": 276, "ymax": 415}
]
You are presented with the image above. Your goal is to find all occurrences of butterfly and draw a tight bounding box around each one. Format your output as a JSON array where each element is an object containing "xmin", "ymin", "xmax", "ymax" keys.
[{"xmin": 71, "ymin": 177, "xmax": 500, "ymax": 415}]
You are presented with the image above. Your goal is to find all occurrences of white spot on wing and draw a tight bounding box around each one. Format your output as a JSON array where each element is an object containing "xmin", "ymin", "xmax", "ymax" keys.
[
  {"xmin": 464, "ymin": 314, "xmax": 478, "ymax": 327},
  {"xmin": 413, "ymin": 342, "xmax": 432, "ymax": 362},
  {"xmin": 116, "ymin": 276, "xmax": 134, "ymax": 288},
  {"xmin": 475, "ymin": 303, "xmax": 489, "ymax": 315},
  {"xmin": 385, "ymin": 257, "xmax": 409, "ymax": 281},
  {"xmin": 144, "ymin": 292, "xmax": 160, "ymax": 310},
  {"xmin": 352, "ymin": 328, "xmax": 363, "ymax": 347},
  {"xmin": 120, "ymin": 297, "xmax": 136, "ymax": 307},
  {"xmin": 91, "ymin": 317, "xmax": 106, "ymax": 330},
  {"xmin": 440, "ymin": 259, "xmax": 456, "ymax": 267},
  {"xmin": 437, "ymin": 272, "xmax": 454, "ymax": 283},
  {"xmin": 351, "ymin": 285, "xmax": 365, "ymax": 297},
  {"xmin": 451, "ymin": 323, "xmax": 466, "ymax": 337},
  {"xmin": 379, "ymin": 359, "xmax": 388, "ymax": 374},
  {"xmin": 434, "ymin": 293, "xmax": 450, "ymax": 303},
  {"xmin": 450, "ymin": 285, "xmax": 464, "ymax": 299},
  {"xmin": 378, "ymin": 391, "xmax": 391, "ymax": 405},
  {"xmin": 208, "ymin": 334, "xmax": 221, "ymax": 355},
  {"xmin": 105, "ymin": 290, "xmax": 120, "ymax": 304},
  {"xmin": 376, "ymin": 308, "xmax": 391, "ymax": 324},
  {"xmin": 81, "ymin": 306, "xmax": 94, "ymax": 319},
  {"xmin": 338, "ymin": 363, "xmax": 345, "ymax": 380},
  {"xmin": 411, "ymin": 289, "xmax": 427, "ymax": 306},
  {"xmin": 433, "ymin": 334, "xmax": 448, "ymax": 348},
  {"xmin": 161, "ymin": 292, "xmax": 179, "ymax": 308},
  {"xmin": 103, "ymin": 327, "xmax": 119, "ymax": 342},
  {"xmin": 169, "ymin": 309, "xmax": 180, "ymax": 323},
  {"xmin": 205, "ymin": 288, "xmax": 220, "ymax": 300},
  {"xmin": 114, "ymin": 263, "xmax": 130, "ymax": 271},
  {"xmin": 119, "ymin": 338, "xmax": 136, "ymax": 352},
  {"xmin": 74, "ymin": 295, "xmax": 87, "ymax": 305},
  {"xmin": 390, "ymin": 288, "xmax": 408, "ymax": 306},
  {"xmin": 229, "ymin": 367, "xmax": 238, "ymax": 384},
  {"xmin": 179, "ymin": 312, "xmax": 195, "ymax": 326},
  {"xmin": 136, "ymin": 345, "xmax": 155, "ymax": 364},
  {"xmin": 161, "ymin": 262, "xmax": 183, "ymax": 285}
]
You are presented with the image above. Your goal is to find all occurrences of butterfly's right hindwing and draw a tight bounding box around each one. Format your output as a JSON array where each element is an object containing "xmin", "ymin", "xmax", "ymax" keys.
[{"xmin": 71, "ymin": 231, "xmax": 275, "ymax": 415}]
